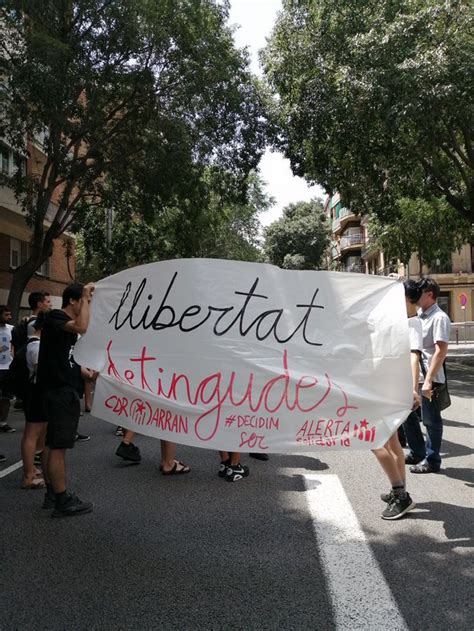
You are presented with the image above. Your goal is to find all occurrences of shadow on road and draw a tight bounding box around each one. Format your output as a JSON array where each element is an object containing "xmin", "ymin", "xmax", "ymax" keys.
[
  {"xmin": 440, "ymin": 437, "xmax": 473, "ymax": 460},
  {"xmin": 440, "ymin": 467, "xmax": 474, "ymax": 487}
]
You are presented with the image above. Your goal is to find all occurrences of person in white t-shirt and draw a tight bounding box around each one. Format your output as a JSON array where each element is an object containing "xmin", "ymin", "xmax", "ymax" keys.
[
  {"xmin": 372, "ymin": 279, "xmax": 422, "ymax": 520},
  {"xmin": 20, "ymin": 312, "xmax": 48, "ymax": 489},
  {"xmin": 405, "ymin": 278, "xmax": 451, "ymax": 473},
  {"xmin": 0, "ymin": 305, "xmax": 15, "ymax": 446}
]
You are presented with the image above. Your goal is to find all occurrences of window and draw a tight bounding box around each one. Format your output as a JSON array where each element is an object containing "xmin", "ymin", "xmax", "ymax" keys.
[
  {"xmin": 9, "ymin": 237, "xmax": 50, "ymax": 277},
  {"xmin": 36, "ymin": 258, "xmax": 50, "ymax": 277},
  {"xmin": 10, "ymin": 238, "xmax": 20, "ymax": 268},
  {"xmin": 438, "ymin": 292, "xmax": 450, "ymax": 317},
  {"xmin": 430, "ymin": 259, "xmax": 452, "ymax": 274},
  {"xmin": 1, "ymin": 144, "xmax": 26, "ymax": 176},
  {"xmin": 1, "ymin": 145, "xmax": 11, "ymax": 175}
]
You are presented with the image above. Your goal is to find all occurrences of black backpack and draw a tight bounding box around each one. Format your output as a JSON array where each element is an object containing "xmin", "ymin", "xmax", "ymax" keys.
[
  {"xmin": 5, "ymin": 338, "xmax": 36, "ymax": 400},
  {"xmin": 11, "ymin": 316, "xmax": 36, "ymax": 352}
]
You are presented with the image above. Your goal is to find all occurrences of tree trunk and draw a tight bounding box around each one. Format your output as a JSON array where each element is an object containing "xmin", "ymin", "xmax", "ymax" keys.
[
  {"xmin": 7, "ymin": 262, "xmax": 41, "ymax": 324},
  {"xmin": 418, "ymin": 253, "xmax": 423, "ymax": 277}
]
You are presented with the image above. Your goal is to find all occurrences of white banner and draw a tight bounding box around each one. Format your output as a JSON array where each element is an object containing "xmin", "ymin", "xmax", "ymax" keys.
[{"xmin": 74, "ymin": 259, "xmax": 412, "ymax": 452}]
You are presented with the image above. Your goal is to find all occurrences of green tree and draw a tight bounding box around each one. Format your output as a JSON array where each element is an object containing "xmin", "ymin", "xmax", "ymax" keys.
[
  {"xmin": 76, "ymin": 170, "xmax": 273, "ymax": 280},
  {"xmin": 263, "ymin": 200, "xmax": 330, "ymax": 269},
  {"xmin": 263, "ymin": 0, "xmax": 474, "ymax": 223},
  {"xmin": 0, "ymin": 0, "xmax": 268, "ymax": 318},
  {"xmin": 368, "ymin": 197, "xmax": 472, "ymax": 271}
]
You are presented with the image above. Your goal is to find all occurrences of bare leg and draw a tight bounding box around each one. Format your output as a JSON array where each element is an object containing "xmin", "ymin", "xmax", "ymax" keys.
[
  {"xmin": 122, "ymin": 430, "xmax": 135, "ymax": 445},
  {"xmin": 47, "ymin": 448, "xmax": 67, "ymax": 494},
  {"xmin": 42, "ymin": 446, "xmax": 50, "ymax": 484},
  {"xmin": 161, "ymin": 440, "xmax": 189, "ymax": 473},
  {"xmin": 84, "ymin": 380, "xmax": 93, "ymax": 411},
  {"xmin": 386, "ymin": 433, "xmax": 406, "ymax": 483},
  {"xmin": 21, "ymin": 422, "xmax": 47, "ymax": 483},
  {"xmin": 372, "ymin": 445, "xmax": 404, "ymax": 487}
]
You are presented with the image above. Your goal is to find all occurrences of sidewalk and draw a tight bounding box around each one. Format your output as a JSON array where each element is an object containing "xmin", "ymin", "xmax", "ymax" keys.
[{"xmin": 447, "ymin": 341, "xmax": 474, "ymax": 366}]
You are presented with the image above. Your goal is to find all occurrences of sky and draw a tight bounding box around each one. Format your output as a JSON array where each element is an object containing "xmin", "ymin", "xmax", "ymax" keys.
[{"xmin": 228, "ymin": 0, "xmax": 325, "ymax": 226}]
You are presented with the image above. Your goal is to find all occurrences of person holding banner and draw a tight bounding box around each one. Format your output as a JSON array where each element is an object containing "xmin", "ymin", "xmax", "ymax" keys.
[
  {"xmin": 37, "ymin": 283, "xmax": 95, "ymax": 518},
  {"xmin": 372, "ymin": 279, "xmax": 422, "ymax": 520},
  {"xmin": 116, "ymin": 430, "xmax": 190, "ymax": 474}
]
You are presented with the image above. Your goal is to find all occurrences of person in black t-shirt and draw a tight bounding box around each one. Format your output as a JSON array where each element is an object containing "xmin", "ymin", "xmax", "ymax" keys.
[{"xmin": 37, "ymin": 282, "xmax": 95, "ymax": 518}]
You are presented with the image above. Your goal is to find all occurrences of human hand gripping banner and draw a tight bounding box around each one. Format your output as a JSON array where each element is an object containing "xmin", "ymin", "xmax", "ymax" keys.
[{"xmin": 74, "ymin": 259, "xmax": 413, "ymax": 452}]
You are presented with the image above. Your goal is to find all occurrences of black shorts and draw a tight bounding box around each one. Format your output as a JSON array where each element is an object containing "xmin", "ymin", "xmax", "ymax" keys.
[
  {"xmin": 24, "ymin": 383, "xmax": 46, "ymax": 424},
  {"xmin": 44, "ymin": 386, "xmax": 80, "ymax": 449},
  {"xmin": 0, "ymin": 369, "xmax": 13, "ymax": 400}
]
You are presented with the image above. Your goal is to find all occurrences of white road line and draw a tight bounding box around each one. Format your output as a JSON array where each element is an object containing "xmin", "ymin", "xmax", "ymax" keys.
[
  {"xmin": 0, "ymin": 460, "xmax": 23, "ymax": 478},
  {"xmin": 304, "ymin": 474, "xmax": 408, "ymax": 631}
]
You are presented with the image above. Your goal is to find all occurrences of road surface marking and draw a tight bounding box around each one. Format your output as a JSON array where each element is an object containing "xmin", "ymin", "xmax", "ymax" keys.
[
  {"xmin": 304, "ymin": 474, "xmax": 408, "ymax": 630},
  {"xmin": 0, "ymin": 460, "xmax": 23, "ymax": 478}
]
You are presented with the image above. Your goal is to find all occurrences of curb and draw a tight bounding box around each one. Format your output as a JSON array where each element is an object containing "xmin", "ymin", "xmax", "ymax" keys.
[{"xmin": 447, "ymin": 356, "xmax": 474, "ymax": 367}]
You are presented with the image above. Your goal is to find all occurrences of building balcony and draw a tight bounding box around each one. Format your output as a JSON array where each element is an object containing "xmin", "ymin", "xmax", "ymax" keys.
[
  {"xmin": 361, "ymin": 241, "xmax": 379, "ymax": 260},
  {"xmin": 340, "ymin": 232, "xmax": 364, "ymax": 252},
  {"xmin": 332, "ymin": 207, "xmax": 357, "ymax": 235}
]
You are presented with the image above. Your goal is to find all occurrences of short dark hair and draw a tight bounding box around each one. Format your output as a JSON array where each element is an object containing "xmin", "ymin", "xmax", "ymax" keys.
[
  {"xmin": 28, "ymin": 291, "xmax": 50, "ymax": 310},
  {"xmin": 61, "ymin": 283, "xmax": 84, "ymax": 308},
  {"xmin": 419, "ymin": 277, "xmax": 440, "ymax": 299},
  {"xmin": 404, "ymin": 279, "xmax": 422, "ymax": 304},
  {"xmin": 32, "ymin": 310, "xmax": 48, "ymax": 331},
  {"xmin": 0, "ymin": 305, "xmax": 12, "ymax": 317}
]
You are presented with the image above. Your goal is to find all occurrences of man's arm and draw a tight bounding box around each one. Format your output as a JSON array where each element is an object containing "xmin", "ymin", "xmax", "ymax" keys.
[
  {"xmin": 422, "ymin": 341, "xmax": 448, "ymax": 396},
  {"xmin": 410, "ymin": 351, "xmax": 421, "ymax": 409},
  {"xmin": 63, "ymin": 284, "xmax": 94, "ymax": 335}
]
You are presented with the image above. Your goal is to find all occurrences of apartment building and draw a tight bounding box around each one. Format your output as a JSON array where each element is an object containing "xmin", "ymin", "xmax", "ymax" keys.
[
  {"xmin": 0, "ymin": 138, "xmax": 76, "ymax": 317},
  {"xmin": 324, "ymin": 193, "xmax": 474, "ymax": 323}
]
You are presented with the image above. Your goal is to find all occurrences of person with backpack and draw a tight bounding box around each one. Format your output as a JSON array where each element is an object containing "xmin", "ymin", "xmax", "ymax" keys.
[
  {"xmin": 11, "ymin": 291, "xmax": 51, "ymax": 411},
  {"xmin": 11, "ymin": 291, "xmax": 51, "ymax": 353},
  {"xmin": 0, "ymin": 305, "xmax": 15, "ymax": 444},
  {"xmin": 19, "ymin": 312, "xmax": 48, "ymax": 489}
]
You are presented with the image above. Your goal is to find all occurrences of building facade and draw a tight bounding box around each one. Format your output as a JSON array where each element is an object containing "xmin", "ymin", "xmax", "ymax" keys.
[
  {"xmin": 324, "ymin": 193, "xmax": 474, "ymax": 325},
  {"xmin": 0, "ymin": 139, "xmax": 76, "ymax": 318}
]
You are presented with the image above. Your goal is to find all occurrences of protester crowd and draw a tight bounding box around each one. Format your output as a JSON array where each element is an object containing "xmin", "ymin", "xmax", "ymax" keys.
[{"xmin": 0, "ymin": 277, "xmax": 451, "ymax": 520}]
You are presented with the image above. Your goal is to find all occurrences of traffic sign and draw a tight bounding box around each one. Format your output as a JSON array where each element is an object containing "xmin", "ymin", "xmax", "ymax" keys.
[{"xmin": 459, "ymin": 293, "xmax": 468, "ymax": 307}]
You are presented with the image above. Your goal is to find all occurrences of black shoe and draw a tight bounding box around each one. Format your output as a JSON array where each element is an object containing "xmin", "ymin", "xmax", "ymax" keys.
[
  {"xmin": 115, "ymin": 426, "xmax": 125, "ymax": 437},
  {"xmin": 0, "ymin": 454, "xmax": 6, "ymax": 463},
  {"xmin": 218, "ymin": 458, "xmax": 230, "ymax": 477},
  {"xmin": 13, "ymin": 399, "xmax": 24, "ymax": 410},
  {"xmin": 380, "ymin": 490, "xmax": 394, "ymax": 503},
  {"xmin": 42, "ymin": 491, "xmax": 56, "ymax": 509},
  {"xmin": 116, "ymin": 441, "xmax": 142, "ymax": 463},
  {"xmin": 75, "ymin": 433, "xmax": 90, "ymax": 442},
  {"xmin": 0, "ymin": 423, "xmax": 16, "ymax": 433},
  {"xmin": 381, "ymin": 493, "xmax": 415, "ymax": 520},
  {"xmin": 405, "ymin": 454, "xmax": 423, "ymax": 465},
  {"xmin": 225, "ymin": 463, "xmax": 250, "ymax": 482},
  {"xmin": 249, "ymin": 453, "xmax": 269, "ymax": 461},
  {"xmin": 52, "ymin": 493, "xmax": 93, "ymax": 518}
]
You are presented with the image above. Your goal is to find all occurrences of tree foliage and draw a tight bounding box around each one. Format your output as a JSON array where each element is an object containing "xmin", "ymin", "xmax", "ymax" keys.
[
  {"xmin": 76, "ymin": 170, "xmax": 273, "ymax": 281},
  {"xmin": 368, "ymin": 197, "xmax": 472, "ymax": 270},
  {"xmin": 0, "ymin": 0, "xmax": 269, "ymax": 318},
  {"xmin": 263, "ymin": 0, "xmax": 474, "ymax": 223},
  {"xmin": 263, "ymin": 200, "xmax": 330, "ymax": 269}
]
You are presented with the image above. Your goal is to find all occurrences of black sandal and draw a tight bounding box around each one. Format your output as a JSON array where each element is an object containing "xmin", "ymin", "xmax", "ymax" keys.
[{"xmin": 161, "ymin": 461, "xmax": 191, "ymax": 475}]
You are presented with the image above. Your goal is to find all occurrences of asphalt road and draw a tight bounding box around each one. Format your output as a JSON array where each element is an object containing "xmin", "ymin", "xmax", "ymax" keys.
[{"xmin": 1, "ymin": 362, "xmax": 472, "ymax": 631}]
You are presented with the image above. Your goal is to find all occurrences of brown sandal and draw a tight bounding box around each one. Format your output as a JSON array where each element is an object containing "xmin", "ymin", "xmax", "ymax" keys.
[{"xmin": 21, "ymin": 478, "xmax": 45, "ymax": 490}]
